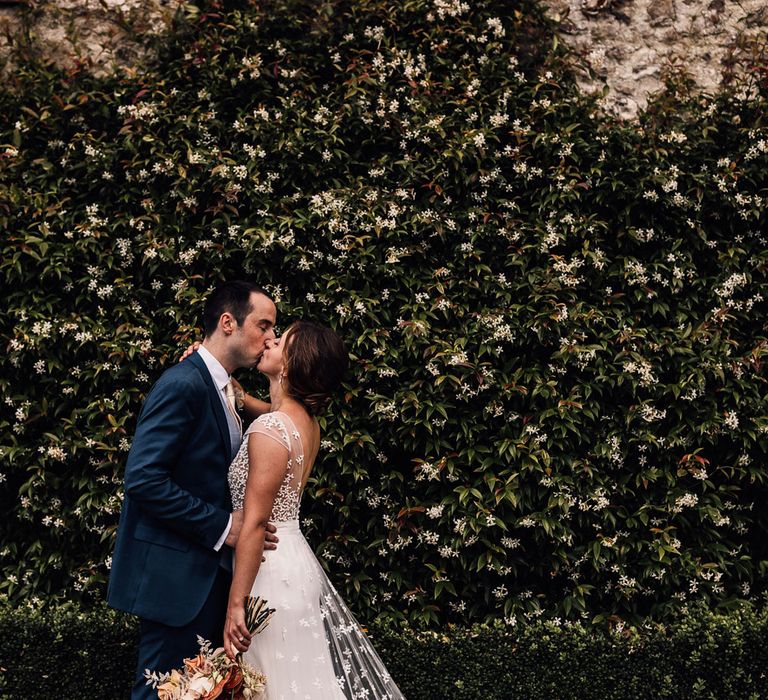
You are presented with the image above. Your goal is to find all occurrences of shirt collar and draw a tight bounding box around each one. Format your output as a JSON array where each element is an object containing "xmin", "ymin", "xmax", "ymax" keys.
[{"xmin": 197, "ymin": 345, "xmax": 230, "ymax": 391}]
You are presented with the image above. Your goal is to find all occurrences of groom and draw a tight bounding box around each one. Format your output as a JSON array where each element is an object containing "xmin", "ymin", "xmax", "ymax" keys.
[{"xmin": 108, "ymin": 281, "xmax": 278, "ymax": 699}]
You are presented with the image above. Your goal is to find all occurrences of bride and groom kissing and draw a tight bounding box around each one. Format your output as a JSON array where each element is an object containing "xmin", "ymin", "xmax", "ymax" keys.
[{"xmin": 108, "ymin": 281, "xmax": 405, "ymax": 699}]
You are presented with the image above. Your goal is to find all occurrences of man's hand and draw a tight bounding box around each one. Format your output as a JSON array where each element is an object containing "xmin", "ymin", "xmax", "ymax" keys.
[
  {"xmin": 226, "ymin": 513, "xmax": 277, "ymax": 560},
  {"xmin": 225, "ymin": 509, "xmax": 243, "ymax": 548},
  {"xmin": 179, "ymin": 340, "xmax": 202, "ymax": 363},
  {"xmin": 264, "ymin": 522, "xmax": 279, "ymax": 550}
]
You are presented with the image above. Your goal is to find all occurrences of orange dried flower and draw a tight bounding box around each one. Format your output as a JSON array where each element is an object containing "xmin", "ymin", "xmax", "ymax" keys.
[
  {"xmin": 184, "ymin": 653, "xmax": 207, "ymax": 675},
  {"xmin": 224, "ymin": 666, "xmax": 244, "ymax": 693}
]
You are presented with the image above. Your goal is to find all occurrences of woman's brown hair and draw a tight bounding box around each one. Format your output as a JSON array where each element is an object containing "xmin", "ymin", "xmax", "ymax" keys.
[{"xmin": 283, "ymin": 321, "xmax": 348, "ymax": 416}]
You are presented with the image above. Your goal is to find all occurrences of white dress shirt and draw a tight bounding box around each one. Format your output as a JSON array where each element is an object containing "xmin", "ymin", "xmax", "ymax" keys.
[{"xmin": 197, "ymin": 345, "xmax": 235, "ymax": 551}]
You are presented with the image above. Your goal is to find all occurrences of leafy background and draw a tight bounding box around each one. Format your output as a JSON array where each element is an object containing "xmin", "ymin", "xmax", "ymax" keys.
[{"xmin": 1, "ymin": 0, "xmax": 767, "ymax": 629}]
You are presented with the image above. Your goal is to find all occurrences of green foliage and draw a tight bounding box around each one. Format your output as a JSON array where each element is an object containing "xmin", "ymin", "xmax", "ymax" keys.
[
  {"xmin": 0, "ymin": 604, "xmax": 137, "ymax": 699},
  {"xmin": 1, "ymin": 0, "xmax": 768, "ymax": 627},
  {"xmin": 2, "ymin": 602, "xmax": 768, "ymax": 699},
  {"xmin": 374, "ymin": 602, "xmax": 768, "ymax": 699}
]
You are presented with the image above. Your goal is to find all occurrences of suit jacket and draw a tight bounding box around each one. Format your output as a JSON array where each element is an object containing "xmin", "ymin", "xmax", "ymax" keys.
[{"xmin": 107, "ymin": 352, "xmax": 233, "ymax": 627}]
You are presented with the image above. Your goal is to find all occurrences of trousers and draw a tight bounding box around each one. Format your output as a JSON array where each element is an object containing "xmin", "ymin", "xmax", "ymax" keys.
[{"xmin": 131, "ymin": 566, "xmax": 231, "ymax": 699}]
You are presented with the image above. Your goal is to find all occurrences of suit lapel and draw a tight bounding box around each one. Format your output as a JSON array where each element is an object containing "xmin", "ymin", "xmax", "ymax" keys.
[{"xmin": 187, "ymin": 352, "xmax": 230, "ymax": 457}]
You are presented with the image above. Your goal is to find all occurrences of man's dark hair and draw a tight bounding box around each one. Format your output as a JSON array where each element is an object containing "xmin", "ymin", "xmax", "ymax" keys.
[{"xmin": 202, "ymin": 281, "xmax": 271, "ymax": 337}]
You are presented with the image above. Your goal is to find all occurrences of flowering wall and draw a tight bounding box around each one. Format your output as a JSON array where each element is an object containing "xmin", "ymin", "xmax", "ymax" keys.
[{"xmin": 1, "ymin": 0, "xmax": 767, "ymax": 626}]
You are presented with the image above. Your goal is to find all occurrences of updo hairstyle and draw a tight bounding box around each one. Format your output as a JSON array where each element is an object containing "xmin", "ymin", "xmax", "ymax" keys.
[{"xmin": 282, "ymin": 321, "xmax": 348, "ymax": 416}]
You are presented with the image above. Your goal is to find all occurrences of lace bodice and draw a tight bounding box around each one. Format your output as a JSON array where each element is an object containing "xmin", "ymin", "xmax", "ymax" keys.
[{"xmin": 228, "ymin": 411, "xmax": 305, "ymax": 520}]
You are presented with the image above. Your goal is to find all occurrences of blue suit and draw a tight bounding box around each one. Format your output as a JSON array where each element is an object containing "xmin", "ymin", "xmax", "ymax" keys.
[{"xmin": 108, "ymin": 352, "xmax": 235, "ymax": 698}]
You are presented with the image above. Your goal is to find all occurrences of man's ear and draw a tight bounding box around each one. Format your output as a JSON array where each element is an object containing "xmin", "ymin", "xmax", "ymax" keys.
[{"xmin": 220, "ymin": 312, "xmax": 236, "ymax": 335}]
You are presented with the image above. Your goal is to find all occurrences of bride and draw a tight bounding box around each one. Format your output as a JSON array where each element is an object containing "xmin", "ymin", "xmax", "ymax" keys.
[{"xmin": 222, "ymin": 320, "xmax": 405, "ymax": 700}]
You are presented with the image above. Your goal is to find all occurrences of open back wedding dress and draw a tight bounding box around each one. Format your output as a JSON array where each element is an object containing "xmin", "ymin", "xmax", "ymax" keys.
[{"xmin": 228, "ymin": 412, "xmax": 406, "ymax": 700}]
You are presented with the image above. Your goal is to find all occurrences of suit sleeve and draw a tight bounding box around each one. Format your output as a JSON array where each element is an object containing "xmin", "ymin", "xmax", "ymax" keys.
[{"xmin": 123, "ymin": 372, "xmax": 230, "ymax": 550}]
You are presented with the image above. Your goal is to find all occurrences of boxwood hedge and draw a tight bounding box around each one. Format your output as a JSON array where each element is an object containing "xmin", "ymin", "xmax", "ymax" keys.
[{"xmin": 1, "ymin": 602, "xmax": 767, "ymax": 699}]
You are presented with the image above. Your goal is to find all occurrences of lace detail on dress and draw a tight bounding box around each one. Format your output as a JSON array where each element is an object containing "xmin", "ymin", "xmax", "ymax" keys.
[{"xmin": 227, "ymin": 412, "xmax": 304, "ymax": 520}]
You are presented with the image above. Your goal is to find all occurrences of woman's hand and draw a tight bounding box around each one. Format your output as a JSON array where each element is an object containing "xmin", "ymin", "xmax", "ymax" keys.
[
  {"xmin": 179, "ymin": 340, "xmax": 201, "ymax": 363},
  {"xmin": 229, "ymin": 375, "xmax": 246, "ymax": 410},
  {"xmin": 223, "ymin": 601, "xmax": 252, "ymax": 659}
]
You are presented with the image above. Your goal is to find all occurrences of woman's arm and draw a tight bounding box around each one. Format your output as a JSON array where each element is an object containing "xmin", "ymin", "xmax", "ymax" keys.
[
  {"xmin": 230, "ymin": 376, "xmax": 271, "ymax": 420},
  {"xmin": 223, "ymin": 432, "xmax": 287, "ymax": 658}
]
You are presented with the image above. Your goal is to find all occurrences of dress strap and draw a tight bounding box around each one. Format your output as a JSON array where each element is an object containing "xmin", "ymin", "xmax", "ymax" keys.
[{"xmin": 243, "ymin": 413, "xmax": 290, "ymax": 452}]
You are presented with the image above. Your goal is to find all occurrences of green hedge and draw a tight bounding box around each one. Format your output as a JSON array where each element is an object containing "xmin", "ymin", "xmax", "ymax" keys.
[
  {"xmin": 2, "ymin": 0, "xmax": 768, "ymax": 627},
  {"xmin": 1, "ymin": 603, "xmax": 767, "ymax": 699}
]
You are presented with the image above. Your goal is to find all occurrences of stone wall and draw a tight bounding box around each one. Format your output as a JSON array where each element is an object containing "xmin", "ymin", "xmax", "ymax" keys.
[
  {"xmin": 543, "ymin": 0, "xmax": 768, "ymax": 117},
  {"xmin": 1, "ymin": 0, "xmax": 767, "ymax": 118},
  {"xmin": 0, "ymin": 0, "xmax": 182, "ymax": 77}
]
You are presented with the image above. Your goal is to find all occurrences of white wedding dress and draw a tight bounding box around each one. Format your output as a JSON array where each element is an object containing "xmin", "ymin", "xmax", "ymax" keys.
[{"xmin": 228, "ymin": 412, "xmax": 406, "ymax": 700}]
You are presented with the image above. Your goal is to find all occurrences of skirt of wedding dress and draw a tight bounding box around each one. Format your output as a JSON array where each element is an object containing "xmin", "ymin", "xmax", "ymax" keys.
[{"xmin": 242, "ymin": 520, "xmax": 405, "ymax": 700}]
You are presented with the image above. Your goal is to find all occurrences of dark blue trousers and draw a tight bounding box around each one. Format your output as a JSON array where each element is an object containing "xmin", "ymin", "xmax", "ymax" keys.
[{"xmin": 132, "ymin": 567, "xmax": 231, "ymax": 700}]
